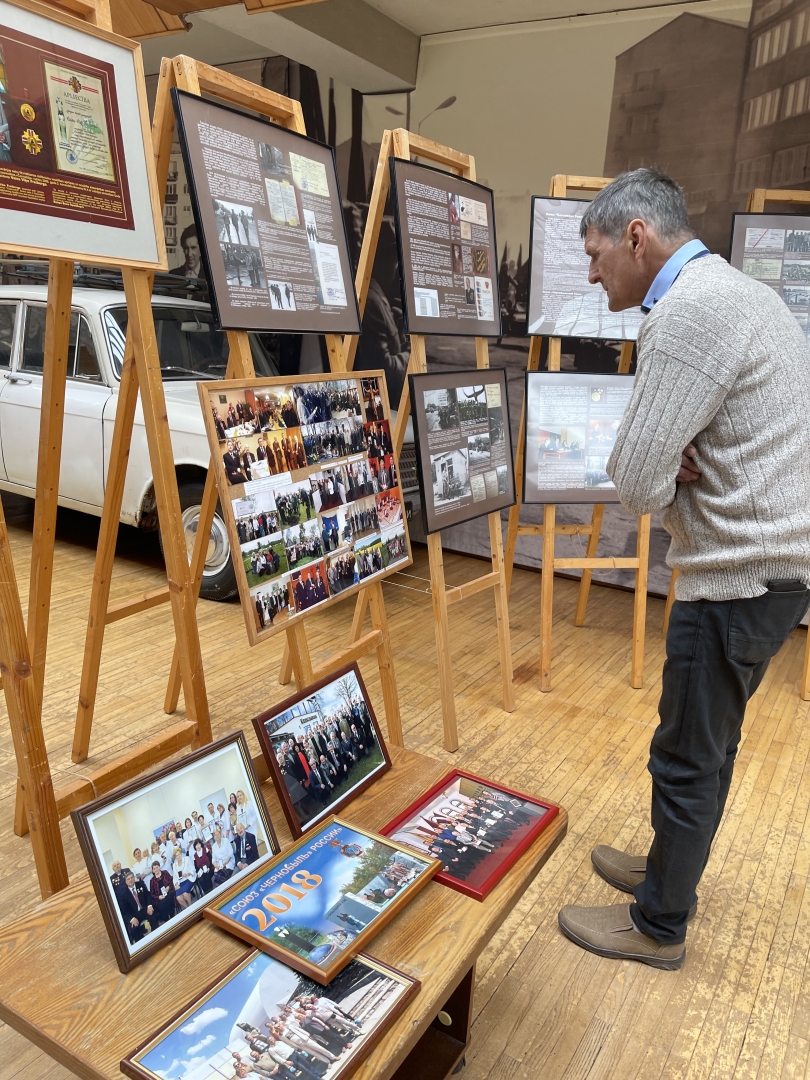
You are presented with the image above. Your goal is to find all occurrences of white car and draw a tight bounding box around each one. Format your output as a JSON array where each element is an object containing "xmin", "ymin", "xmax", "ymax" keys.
[{"xmin": 0, "ymin": 281, "xmax": 280, "ymax": 600}]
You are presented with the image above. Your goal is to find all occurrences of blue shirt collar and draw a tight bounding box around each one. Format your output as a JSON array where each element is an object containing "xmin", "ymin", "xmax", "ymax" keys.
[{"xmin": 640, "ymin": 238, "xmax": 710, "ymax": 313}]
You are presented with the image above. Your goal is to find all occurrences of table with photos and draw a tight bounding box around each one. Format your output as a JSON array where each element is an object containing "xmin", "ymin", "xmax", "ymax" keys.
[{"xmin": 0, "ymin": 745, "xmax": 567, "ymax": 1080}]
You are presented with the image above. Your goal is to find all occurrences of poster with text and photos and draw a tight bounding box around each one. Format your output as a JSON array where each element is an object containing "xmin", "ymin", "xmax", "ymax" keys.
[
  {"xmin": 526, "ymin": 197, "xmax": 644, "ymax": 340},
  {"xmin": 409, "ymin": 368, "xmax": 515, "ymax": 534},
  {"xmin": 388, "ymin": 157, "xmax": 501, "ymax": 337},
  {"xmin": 253, "ymin": 661, "xmax": 391, "ymax": 839},
  {"xmin": 71, "ymin": 733, "xmax": 279, "ymax": 973},
  {"xmin": 171, "ymin": 88, "xmax": 360, "ymax": 333},
  {"xmin": 0, "ymin": 0, "xmax": 165, "ymax": 268},
  {"xmin": 121, "ymin": 950, "xmax": 419, "ymax": 1080},
  {"xmin": 730, "ymin": 213, "xmax": 810, "ymax": 341},
  {"xmin": 523, "ymin": 372, "xmax": 635, "ymax": 504},
  {"xmin": 200, "ymin": 372, "xmax": 411, "ymax": 646}
]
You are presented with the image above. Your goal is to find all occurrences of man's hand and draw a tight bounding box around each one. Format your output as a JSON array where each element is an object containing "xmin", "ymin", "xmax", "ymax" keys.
[{"xmin": 676, "ymin": 444, "xmax": 701, "ymax": 483}]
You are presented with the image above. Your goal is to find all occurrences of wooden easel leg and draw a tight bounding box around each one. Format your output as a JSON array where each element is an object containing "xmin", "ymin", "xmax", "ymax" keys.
[
  {"xmin": 426, "ymin": 532, "xmax": 458, "ymax": 751},
  {"xmin": 13, "ymin": 776, "xmax": 27, "ymax": 837},
  {"xmin": 279, "ymin": 586, "xmax": 370, "ymax": 689},
  {"xmin": 540, "ymin": 505, "xmax": 556, "ymax": 693},
  {"xmin": 504, "ymin": 336, "xmax": 542, "ymax": 597},
  {"xmin": 368, "ymin": 579, "xmax": 404, "ymax": 747},
  {"xmin": 278, "ymin": 642, "xmax": 294, "ymax": 687},
  {"xmin": 488, "ymin": 512, "xmax": 515, "ymax": 712},
  {"xmin": 631, "ymin": 515, "xmax": 650, "ymax": 689},
  {"xmin": 285, "ymin": 621, "xmax": 314, "ymax": 690},
  {"xmin": 662, "ymin": 568, "xmax": 679, "ymax": 636},
  {"xmin": 122, "ymin": 268, "xmax": 211, "ymax": 742},
  {"xmin": 0, "ymin": 493, "xmax": 68, "ymax": 897},
  {"xmin": 72, "ymin": 325, "xmax": 141, "ymax": 763},
  {"xmin": 573, "ymin": 504, "xmax": 605, "ymax": 627},
  {"xmin": 802, "ymin": 623, "xmax": 810, "ymax": 701}
]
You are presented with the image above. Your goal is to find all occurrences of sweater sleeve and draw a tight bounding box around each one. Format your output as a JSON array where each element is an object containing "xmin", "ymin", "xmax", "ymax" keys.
[{"xmin": 606, "ymin": 333, "xmax": 730, "ymax": 516}]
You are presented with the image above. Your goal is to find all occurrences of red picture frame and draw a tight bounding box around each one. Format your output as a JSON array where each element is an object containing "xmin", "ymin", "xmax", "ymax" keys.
[{"xmin": 380, "ymin": 769, "xmax": 560, "ymax": 901}]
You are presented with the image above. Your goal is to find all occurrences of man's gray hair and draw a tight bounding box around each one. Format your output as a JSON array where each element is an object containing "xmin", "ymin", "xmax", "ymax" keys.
[{"xmin": 579, "ymin": 167, "xmax": 694, "ymax": 243}]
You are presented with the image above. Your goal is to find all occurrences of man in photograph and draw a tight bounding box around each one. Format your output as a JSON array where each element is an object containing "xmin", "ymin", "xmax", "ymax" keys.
[
  {"xmin": 117, "ymin": 871, "xmax": 154, "ymax": 943},
  {"xmin": 233, "ymin": 822, "xmax": 259, "ymax": 870},
  {"xmin": 169, "ymin": 224, "xmax": 206, "ymax": 285},
  {"xmin": 557, "ymin": 168, "xmax": 810, "ymax": 971}
]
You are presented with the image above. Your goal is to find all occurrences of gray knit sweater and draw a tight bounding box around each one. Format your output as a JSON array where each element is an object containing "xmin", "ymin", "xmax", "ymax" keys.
[{"xmin": 606, "ymin": 253, "xmax": 810, "ymax": 602}]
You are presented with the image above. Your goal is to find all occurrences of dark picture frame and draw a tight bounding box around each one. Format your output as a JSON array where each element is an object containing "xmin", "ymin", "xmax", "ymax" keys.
[
  {"xmin": 121, "ymin": 949, "xmax": 420, "ymax": 1080},
  {"xmin": 409, "ymin": 367, "xmax": 515, "ymax": 534},
  {"xmin": 171, "ymin": 87, "xmax": 361, "ymax": 334},
  {"xmin": 381, "ymin": 769, "xmax": 561, "ymax": 901},
  {"xmin": 204, "ymin": 816, "xmax": 440, "ymax": 985},
  {"xmin": 729, "ymin": 211, "xmax": 810, "ymax": 343},
  {"xmin": 71, "ymin": 732, "xmax": 280, "ymax": 973},
  {"xmin": 253, "ymin": 661, "xmax": 392, "ymax": 838},
  {"xmin": 388, "ymin": 156, "xmax": 502, "ymax": 337}
]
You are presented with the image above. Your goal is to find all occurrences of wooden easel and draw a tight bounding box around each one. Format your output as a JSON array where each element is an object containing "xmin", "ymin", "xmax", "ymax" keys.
[
  {"xmin": 744, "ymin": 184, "xmax": 810, "ymax": 699},
  {"xmin": 124, "ymin": 58, "xmax": 405, "ymax": 745},
  {"xmin": 281, "ymin": 127, "xmax": 514, "ymax": 753},
  {"xmin": 502, "ymin": 174, "xmax": 650, "ymax": 692},
  {"xmin": 4, "ymin": 0, "xmax": 211, "ymax": 896}
]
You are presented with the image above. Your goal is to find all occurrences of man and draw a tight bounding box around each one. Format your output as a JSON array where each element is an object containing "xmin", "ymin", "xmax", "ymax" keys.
[
  {"xmin": 234, "ymin": 822, "xmax": 259, "ymax": 870},
  {"xmin": 169, "ymin": 224, "xmax": 206, "ymax": 285},
  {"xmin": 117, "ymin": 871, "xmax": 154, "ymax": 943},
  {"xmin": 557, "ymin": 168, "xmax": 810, "ymax": 970}
]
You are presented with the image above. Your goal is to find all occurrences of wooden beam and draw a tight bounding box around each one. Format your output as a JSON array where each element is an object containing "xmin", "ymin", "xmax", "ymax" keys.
[
  {"xmin": 540, "ymin": 504, "xmax": 556, "ymax": 693},
  {"xmin": 445, "ymin": 571, "xmax": 501, "ymax": 606},
  {"xmin": 109, "ymin": 0, "xmax": 188, "ymax": 38},
  {"xmin": 573, "ymin": 503, "xmax": 605, "ymax": 628},
  {"xmin": 309, "ymin": 630, "xmax": 384, "ymax": 684},
  {"xmin": 553, "ymin": 557, "xmax": 640, "ymax": 570},
  {"xmin": 105, "ymin": 586, "xmax": 170, "ymax": 625}
]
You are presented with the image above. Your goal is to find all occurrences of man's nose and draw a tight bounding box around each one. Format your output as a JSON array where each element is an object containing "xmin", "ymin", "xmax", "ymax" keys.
[{"xmin": 588, "ymin": 263, "xmax": 600, "ymax": 285}]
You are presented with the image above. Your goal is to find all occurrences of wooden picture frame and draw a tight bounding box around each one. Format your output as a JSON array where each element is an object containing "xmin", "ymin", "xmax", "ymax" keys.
[
  {"xmin": 252, "ymin": 661, "xmax": 392, "ymax": 839},
  {"xmin": 204, "ymin": 816, "xmax": 441, "ymax": 985},
  {"xmin": 71, "ymin": 732, "xmax": 280, "ymax": 973},
  {"xmin": 121, "ymin": 948, "xmax": 420, "ymax": 1080},
  {"xmin": 0, "ymin": 0, "xmax": 166, "ymax": 268},
  {"xmin": 198, "ymin": 371, "xmax": 412, "ymax": 646},
  {"xmin": 381, "ymin": 769, "xmax": 560, "ymax": 901}
]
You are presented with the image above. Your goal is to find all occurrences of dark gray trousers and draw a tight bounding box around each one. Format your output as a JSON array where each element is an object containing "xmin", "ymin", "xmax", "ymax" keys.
[{"xmin": 632, "ymin": 584, "xmax": 810, "ymax": 945}]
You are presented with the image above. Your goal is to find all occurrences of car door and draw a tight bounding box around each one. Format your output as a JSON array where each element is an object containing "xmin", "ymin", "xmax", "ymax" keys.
[
  {"xmin": 0, "ymin": 302, "xmax": 109, "ymax": 505},
  {"xmin": 0, "ymin": 300, "xmax": 20, "ymax": 480}
]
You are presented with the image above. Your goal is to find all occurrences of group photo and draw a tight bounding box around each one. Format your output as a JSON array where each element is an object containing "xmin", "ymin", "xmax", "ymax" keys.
[
  {"xmin": 84, "ymin": 740, "xmax": 274, "ymax": 958},
  {"xmin": 251, "ymin": 577, "xmax": 291, "ymax": 631},
  {"xmin": 213, "ymin": 198, "xmax": 259, "ymax": 247},
  {"xmin": 258, "ymin": 665, "xmax": 388, "ymax": 832},
  {"xmin": 283, "ymin": 519, "xmax": 324, "ymax": 570},
  {"xmin": 233, "ymin": 491, "xmax": 279, "ymax": 545},
  {"xmin": 302, "ymin": 417, "xmax": 366, "ymax": 464},
  {"xmin": 274, "ymin": 480, "xmax": 318, "ymax": 527},
  {"xmin": 457, "ymin": 385, "xmax": 488, "ymax": 426},
  {"xmin": 328, "ymin": 380, "xmax": 362, "ymax": 419},
  {"xmin": 311, "ymin": 467, "xmax": 348, "ymax": 512},
  {"xmin": 242, "ymin": 534, "xmax": 287, "ymax": 586},
  {"xmin": 290, "ymin": 560, "xmax": 329, "ymax": 613}
]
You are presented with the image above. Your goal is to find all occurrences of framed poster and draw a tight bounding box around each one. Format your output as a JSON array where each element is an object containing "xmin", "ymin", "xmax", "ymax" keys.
[
  {"xmin": 730, "ymin": 213, "xmax": 810, "ymax": 341},
  {"xmin": 409, "ymin": 367, "xmax": 515, "ymax": 534},
  {"xmin": 172, "ymin": 88, "xmax": 360, "ymax": 334},
  {"xmin": 204, "ymin": 817, "xmax": 440, "ymax": 985},
  {"xmin": 253, "ymin": 662, "xmax": 391, "ymax": 839},
  {"xmin": 381, "ymin": 770, "xmax": 560, "ymax": 902},
  {"xmin": 70, "ymin": 732, "xmax": 280, "ymax": 973},
  {"xmin": 198, "ymin": 371, "xmax": 412, "ymax": 646},
  {"xmin": 388, "ymin": 157, "xmax": 501, "ymax": 337},
  {"xmin": 523, "ymin": 371, "xmax": 635, "ymax": 504},
  {"xmin": 526, "ymin": 197, "xmax": 643, "ymax": 340},
  {"xmin": 0, "ymin": 0, "xmax": 165, "ymax": 268},
  {"xmin": 122, "ymin": 949, "xmax": 419, "ymax": 1080}
]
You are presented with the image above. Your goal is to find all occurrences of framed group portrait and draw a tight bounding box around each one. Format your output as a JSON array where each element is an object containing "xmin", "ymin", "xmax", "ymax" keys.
[
  {"xmin": 199, "ymin": 371, "xmax": 411, "ymax": 646},
  {"xmin": 204, "ymin": 817, "xmax": 440, "ymax": 985},
  {"xmin": 382, "ymin": 770, "xmax": 560, "ymax": 901},
  {"xmin": 122, "ymin": 949, "xmax": 419, "ymax": 1080},
  {"xmin": 253, "ymin": 662, "xmax": 391, "ymax": 839},
  {"xmin": 409, "ymin": 367, "xmax": 515, "ymax": 533},
  {"xmin": 71, "ymin": 732, "xmax": 279, "ymax": 973},
  {"xmin": 0, "ymin": 0, "xmax": 165, "ymax": 268}
]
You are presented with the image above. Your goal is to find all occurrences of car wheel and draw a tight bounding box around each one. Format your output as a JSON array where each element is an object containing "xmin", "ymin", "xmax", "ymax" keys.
[{"xmin": 160, "ymin": 480, "xmax": 238, "ymax": 602}]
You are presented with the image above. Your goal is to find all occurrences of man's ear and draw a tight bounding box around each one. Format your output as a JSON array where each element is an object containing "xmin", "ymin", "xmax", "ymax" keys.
[{"xmin": 627, "ymin": 218, "xmax": 647, "ymax": 257}]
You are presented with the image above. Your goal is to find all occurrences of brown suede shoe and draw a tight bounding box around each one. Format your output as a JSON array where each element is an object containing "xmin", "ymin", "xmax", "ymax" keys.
[
  {"xmin": 558, "ymin": 902, "xmax": 685, "ymax": 970},
  {"xmin": 591, "ymin": 845, "xmax": 698, "ymax": 921}
]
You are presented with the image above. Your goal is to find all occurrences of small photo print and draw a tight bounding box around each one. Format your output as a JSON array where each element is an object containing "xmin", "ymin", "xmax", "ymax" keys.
[
  {"xmin": 448, "ymin": 192, "xmax": 461, "ymax": 225},
  {"xmin": 346, "ymin": 495, "xmax": 379, "ymax": 539},
  {"xmin": 431, "ymin": 447, "xmax": 471, "ymax": 506},
  {"xmin": 472, "ymin": 246, "xmax": 490, "ymax": 275},
  {"xmin": 311, "ymin": 466, "xmax": 349, "ymax": 512},
  {"xmin": 223, "ymin": 244, "xmax": 266, "ymax": 289},
  {"xmin": 362, "ymin": 378, "xmax": 385, "ymax": 422},
  {"xmin": 329, "ymin": 379, "xmax": 362, "ymax": 419},
  {"xmin": 369, "ymin": 453, "xmax": 397, "ymax": 494},
  {"xmin": 451, "ymin": 242, "xmax": 463, "ymax": 275},
  {"xmin": 457, "ymin": 385, "xmax": 488, "ymax": 426},
  {"xmin": 233, "ymin": 492, "xmax": 279, "ymax": 544},
  {"xmin": 283, "ymin": 518, "xmax": 325, "ymax": 570},
  {"xmin": 364, "ymin": 419, "xmax": 393, "ymax": 458},
  {"xmin": 242, "ymin": 533, "xmax": 288, "ymax": 586},
  {"xmin": 467, "ymin": 431, "xmax": 491, "ymax": 468},
  {"xmin": 785, "ymin": 230, "xmax": 810, "ymax": 253},
  {"xmin": 345, "ymin": 459, "xmax": 377, "ymax": 502},
  {"xmin": 258, "ymin": 141, "xmax": 285, "ymax": 174},
  {"xmin": 463, "ymin": 276, "xmax": 475, "ymax": 306},
  {"xmin": 496, "ymin": 463, "xmax": 509, "ymax": 495},
  {"xmin": 320, "ymin": 507, "xmax": 353, "ymax": 553},
  {"xmin": 326, "ymin": 548, "xmax": 358, "ymax": 594},
  {"xmin": 268, "ymin": 279, "xmax": 296, "ymax": 310},
  {"xmin": 210, "ymin": 391, "xmax": 258, "ymax": 442},
  {"xmin": 354, "ymin": 534, "xmax": 385, "ymax": 579},
  {"xmin": 488, "ymin": 405, "xmax": 506, "ymax": 446},
  {"xmin": 304, "ymin": 418, "xmax": 366, "ymax": 464},
  {"xmin": 213, "ymin": 198, "xmax": 259, "ymax": 247},
  {"xmin": 291, "ymin": 560, "xmax": 329, "ymax": 612},
  {"xmin": 275, "ymin": 480, "xmax": 318, "ymax": 527},
  {"xmin": 424, "ymin": 387, "xmax": 459, "ymax": 433},
  {"xmin": 460, "ymin": 195, "xmax": 488, "ymax": 226},
  {"xmin": 413, "ymin": 286, "xmax": 440, "ymax": 318},
  {"xmin": 375, "ymin": 487, "xmax": 403, "ymax": 528},
  {"xmin": 382, "ymin": 524, "xmax": 408, "ymax": 566},
  {"xmin": 263, "ymin": 428, "xmax": 307, "ymax": 475},
  {"xmin": 251, "ymin": 577, "xmax": 291, "ymax": 631},
  {"xmin": 782, "ymin": 261, "xmax": 810, "ymax": 283},
  {"xmin": 293, "ymin": 382, "xmax": 333, "ymax": 425},
  {"xmin": 785, "ymin": 286, "xmax": 810, "ymax": 307}
]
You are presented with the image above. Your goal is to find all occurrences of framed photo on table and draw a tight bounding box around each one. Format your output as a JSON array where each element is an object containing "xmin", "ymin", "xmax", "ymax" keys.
[
  {"xmin": 204, "ymin": 817, "xmax": 440, "ymax": 985},
  {"xmin": 253, "ymin": 662, "xmax": 391, "ymax": 838},
  {"xmin": 381, "ymin": 770, "xmax": 560, "ymax": 901},
  {"xmin": 121, "ymin": 949, "xmax": 419, "ymax": 1080},
  {"xmin": 198, "ymin": 371, "xmax": 412, "ymax": 646},
  {"xmin": 0, "ymin": 0, "xmax": 165, "ymax": 268},
  {"xmin": 71, "ymin": 732, "xmax": 280, "ymax": 973},
  {"xmin": 409, "ymin": 367, "xmax": 515, "ymax": 534}
]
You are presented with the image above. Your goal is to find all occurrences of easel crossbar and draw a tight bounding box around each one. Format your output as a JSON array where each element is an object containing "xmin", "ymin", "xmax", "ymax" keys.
[
  {"xmin": 445, "ymin": 571, "xmax": 502, "ymax": 605},
  {"xmin": 105, "ymin": 587, "xmax": 171, "ymax": 624}
]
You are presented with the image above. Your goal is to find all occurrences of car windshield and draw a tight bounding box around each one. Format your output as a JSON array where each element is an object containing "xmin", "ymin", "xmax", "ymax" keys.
[{"xmin": 103, "ymin": 304, "xmax": 279, "ymax": 380}]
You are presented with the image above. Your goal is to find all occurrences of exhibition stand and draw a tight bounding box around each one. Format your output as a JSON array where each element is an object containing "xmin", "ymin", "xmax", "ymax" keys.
[
  {"xmin": 0, "ymin": 744, "xmax": 568, "ymax": 1080},
  {"xmin": 503, "ymin": 174, "xmax": 651, "ymax": 693}
]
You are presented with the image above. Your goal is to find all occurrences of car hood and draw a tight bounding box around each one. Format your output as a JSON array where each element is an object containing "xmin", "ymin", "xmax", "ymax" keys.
[{"xmin": 160, "ymin": 379, "xmax": 209, "ymax": 434}]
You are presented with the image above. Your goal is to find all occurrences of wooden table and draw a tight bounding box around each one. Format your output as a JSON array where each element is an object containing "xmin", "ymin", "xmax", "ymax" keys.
[{"xmin": 0, "ymin": 745, "xmax": 567, "ymax": 1080}]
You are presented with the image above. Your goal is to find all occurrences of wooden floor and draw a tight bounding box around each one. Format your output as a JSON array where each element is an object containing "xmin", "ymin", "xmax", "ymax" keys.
[{"xmin": 2, "ymin": 492, "xmax": 810, "ymax": 1080}]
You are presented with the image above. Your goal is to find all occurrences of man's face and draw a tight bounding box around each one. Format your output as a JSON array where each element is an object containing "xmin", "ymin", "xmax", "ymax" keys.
[
  {"xmin": 125, "ymin": 874, "xmax": 135, "ymax": 888},
  {"xmin": 182, "ymin": 236, "xmax": 201, "ymax": 271},
  {"xmin": 236, "ymin": 824, "xmax": 245, "ymax": 837},
  {"xmin": 584, "ymin": 222, "xmax": 648, "ymax": 311},
  {"xmin": 112, "ymin": 861, "xmax": 121, "ymax": 874}
]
